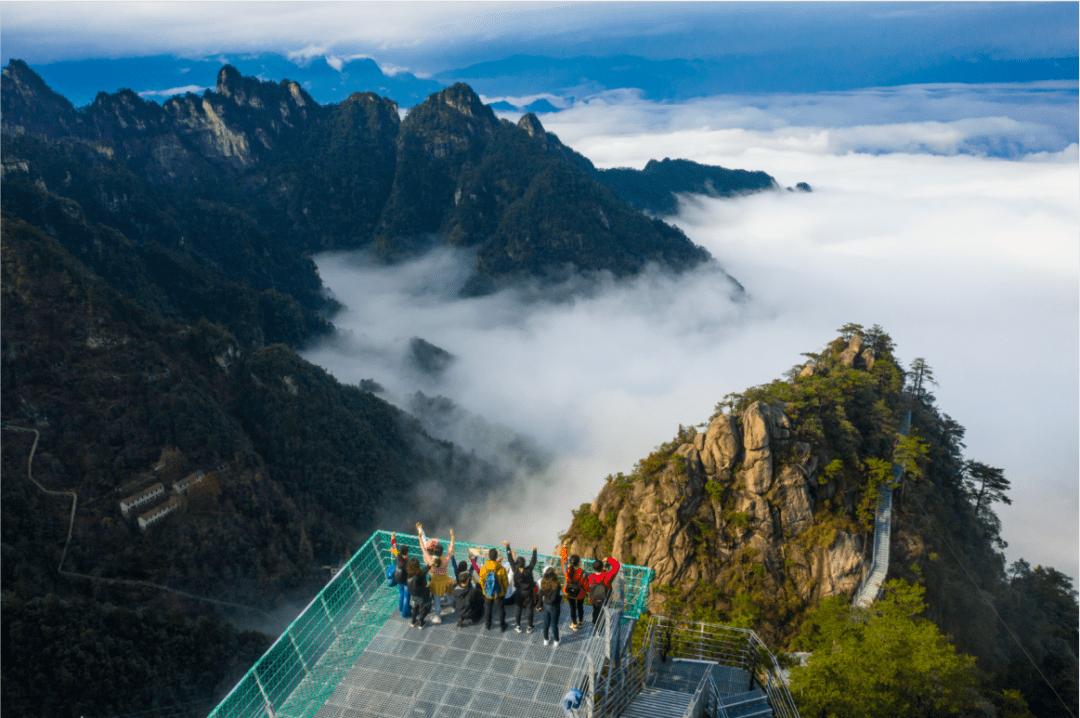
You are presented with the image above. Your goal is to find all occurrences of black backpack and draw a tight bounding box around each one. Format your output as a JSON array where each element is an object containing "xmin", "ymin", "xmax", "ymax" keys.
[
  {"xmin": 393, "ymin": 557, "xmax": 408, "ymax": 586},
  {"xmin": 590, "ymin": 580, "xmax": 609, "ymax": 606},
  {"xmin": 565, "ymin": 568, "xmax": 585, "ymax": 599}
]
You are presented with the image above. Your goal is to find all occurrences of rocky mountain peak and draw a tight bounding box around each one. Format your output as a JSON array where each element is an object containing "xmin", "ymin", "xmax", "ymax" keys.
[
  {"xmin": 517, "ymin": 112, "xmax": 546, "ymax": 139},
  {"xmin": 87, "ymin": 88, "xmax": 167, "ymax": 135},
  {"xmin": 1, "ymin": 59, "xmax": 77, "ymax": 137},
  {"xmin": 434, "ymin": 82, "xmax": 495, "ymax": 123},
  {"xmin": 215, "ymin": 64, "xmax": 315, "ymax": 116}
]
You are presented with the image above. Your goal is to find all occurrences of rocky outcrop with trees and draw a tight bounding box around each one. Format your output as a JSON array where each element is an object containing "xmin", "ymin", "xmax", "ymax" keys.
[{"xmin": 562, "ymin": 326, "xmax": 1077, "ymax": 716}]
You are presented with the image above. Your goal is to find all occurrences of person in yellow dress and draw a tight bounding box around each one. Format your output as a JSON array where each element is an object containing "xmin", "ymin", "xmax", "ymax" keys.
[{"xmin": 416, "ymin": 523, "xmax": 455, "ymax": 623}]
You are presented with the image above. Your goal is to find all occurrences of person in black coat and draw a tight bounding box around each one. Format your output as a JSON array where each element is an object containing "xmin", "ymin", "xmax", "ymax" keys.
[
  {"xmin": 539, "ymin": 567, "xmax": 563, "ymax": 647},
  {"xmin": 452, "ymin": 569, "xmax": 483, "ymax": 626},
  {"xmin": 505, "ymin": 541, "xmax": 538, "ymax": 633},
  {"xmin": 406, "ymin": 557, "xmax": 432, "ymax": 629}
]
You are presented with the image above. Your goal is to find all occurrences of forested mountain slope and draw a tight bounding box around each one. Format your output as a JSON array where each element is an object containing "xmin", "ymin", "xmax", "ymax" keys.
[
  {"xmin": 1, "ymin": 60, "xmax": 729, "ymax": 298},
  {"xmin": 562, "ymin": 326, "xmax": 1078, "ymax": 717},
  {"xmin": 0, "ymin": 57, "xmax": 742, "ymax": 717},
  {"xmin": 0, "ymin": 203, "xmax": 506, "ymax": 716}
]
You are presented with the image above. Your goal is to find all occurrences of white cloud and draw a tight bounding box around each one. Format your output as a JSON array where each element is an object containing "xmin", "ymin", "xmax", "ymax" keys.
[
  {"xmin": 375, "ymin": 62, "xmax": 411, "ymax": 77},
  {"xmin": 285, "ymin": 43, "xmax": 329, "ymax": 65},
  {"xmin": 542, "ymin": 83, "xmax": 1077, "ymax": 162},
  {"xmin": 137, "ymin": 84, "xmax": 210, "ymax": 98},
  {"xmin": 302, "ymin": 90, "xmax": 1078, "ymax": 580}
]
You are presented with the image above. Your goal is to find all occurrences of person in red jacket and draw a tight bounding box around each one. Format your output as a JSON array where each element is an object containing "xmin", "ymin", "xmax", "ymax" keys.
[
  {"xmin": 586, "ymin": 556, "xmax": 621, "ymax": 626},
  {"xmin": 560, "ymin": 545, "xmax": 587, "ymax": 631}
]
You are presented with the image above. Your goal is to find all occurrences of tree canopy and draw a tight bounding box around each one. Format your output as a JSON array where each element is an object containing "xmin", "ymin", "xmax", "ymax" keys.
[{"xmin": 790, "ymin": 579, "xmax": 982, "ymax": 718}]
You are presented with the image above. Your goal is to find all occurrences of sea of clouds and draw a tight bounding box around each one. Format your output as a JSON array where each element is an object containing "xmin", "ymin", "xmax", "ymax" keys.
[{"xmin": 302, "ymin": 82, "xmax": 1078, "ymax": 578}]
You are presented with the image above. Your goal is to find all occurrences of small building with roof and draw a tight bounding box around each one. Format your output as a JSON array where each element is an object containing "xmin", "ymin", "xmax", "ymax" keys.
[
  {"xmin": 137, "ymin": 495, "xmax": 182, "ymax": 530},
  {"xmin": 120, "ymin": 483, "xmax": 165, "ymax": 516},
  {"xmin": 173, "ymin": 470, "xmax": 205, "ymax": 494}
]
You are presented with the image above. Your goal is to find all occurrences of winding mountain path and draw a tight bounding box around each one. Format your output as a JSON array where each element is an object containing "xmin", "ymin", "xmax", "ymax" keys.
[{"xmin": 2, "ymin": 423, "xmax": 268, "ymax": 616}]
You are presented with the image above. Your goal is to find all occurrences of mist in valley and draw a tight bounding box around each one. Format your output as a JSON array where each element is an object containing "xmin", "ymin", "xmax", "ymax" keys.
[{"xmin": 301, "ymin": 82, "xmax": 1079, "ymax": 578}]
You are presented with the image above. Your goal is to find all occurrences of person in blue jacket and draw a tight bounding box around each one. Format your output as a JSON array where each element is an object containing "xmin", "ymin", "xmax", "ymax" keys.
[{"xmin": 390, "ymin": 532, "xmax": 411, "ymax": 619}]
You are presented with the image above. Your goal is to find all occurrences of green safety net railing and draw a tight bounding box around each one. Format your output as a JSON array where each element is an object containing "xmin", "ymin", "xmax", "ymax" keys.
[{"xmin": 209, "ymin": 530, "xmax": 654, "ymax": 718}]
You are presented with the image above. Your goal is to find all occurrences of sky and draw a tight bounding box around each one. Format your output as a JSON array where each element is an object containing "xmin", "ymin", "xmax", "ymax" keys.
[
  {"xmin": 3, "ymin": 2, "xmax": 1076, "ymax": 581},
  {"xmin": 3, "ymin": 2, "xmax": 1077, "ymax": 70},
  {"xmin": 2, "ymin": 3, "xmax": 1078, "ymax": 106}
]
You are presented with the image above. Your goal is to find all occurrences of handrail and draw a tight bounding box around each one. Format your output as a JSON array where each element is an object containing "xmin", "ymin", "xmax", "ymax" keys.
[
  {"xmin": 647, "ymin": 616, "xmax": 801, "ymax": 718},
  {"xmin": 680, "ymin": 666, "xmax": 712, "ymax": 718}
]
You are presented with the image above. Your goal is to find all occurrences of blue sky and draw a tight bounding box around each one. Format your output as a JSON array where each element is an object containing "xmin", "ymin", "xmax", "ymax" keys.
[{"xmin": 2, "ymin": 2, "xmax": 1077, "ymax": 107}]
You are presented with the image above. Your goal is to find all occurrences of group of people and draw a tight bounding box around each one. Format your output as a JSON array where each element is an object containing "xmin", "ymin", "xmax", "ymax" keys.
[{"xmin": 389, "ymin": 525, "xmax": 621, "ymax": 649}]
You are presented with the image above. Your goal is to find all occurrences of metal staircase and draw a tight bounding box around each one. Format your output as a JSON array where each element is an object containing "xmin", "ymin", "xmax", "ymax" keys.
[
  {"xmin": 621, "ymin": 687, "xmax": 694, "ymax": 717},
  {"xmin": 852, "ymin": 412, "xmax": 911, "ymax": 608},
  {"xmin": 575, "ymin": 616, "xmax": 800, "ymax": 718}
]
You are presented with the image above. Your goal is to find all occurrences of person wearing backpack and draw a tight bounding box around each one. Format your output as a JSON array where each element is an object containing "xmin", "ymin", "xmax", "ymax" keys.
[
  {"xmin": 452, "ymin": 565, "xmax": 483, "ymax": 627},
  {"xmin": 405, "ymin": 557, "xmax": 433, "ymax": 629},
  {"xmin": 586, "ymin": 556, "xmax": 621, "ymax": 626},
  {"xmin": 539, "ymin": 567, "xmax": 563, "ymax": 647},
  {"xmin": 476, "ymin": 547, "xmax": 509, "ymax": 631},
  {"xmin": 390, "ymin": 532, "xmax": 411, "ymax": 619},
  {"xmin": 560, "ymin": 545, "xmax": 586, "ymax": 631},
  {"xmin": 504, "ymin": 541, "xmax": 538, "ymax": 634}
]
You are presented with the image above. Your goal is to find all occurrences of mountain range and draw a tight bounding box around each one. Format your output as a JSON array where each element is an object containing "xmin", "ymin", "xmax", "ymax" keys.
[
  {"xmin": 2, "ymin": 59, "xmax": 772, "ymax": 300},
  {"xmin": 19, "ymin": 51, "xmax": 1080, "ymax": 109},
  {"xmin": 2, "ymin": 58, "xmax": 1077, "ymax": 718},
  {"xmin": 0, "ymin": 59, "xmax": 779, "ymax": 715}
]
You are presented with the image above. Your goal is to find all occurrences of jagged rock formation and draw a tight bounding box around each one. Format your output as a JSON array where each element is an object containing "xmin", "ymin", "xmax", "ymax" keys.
[
  {"xmin": 569, "ymin": 395, "xmax": 865, "ymax": 606},
  {"xmin": 2, "ymin": 60, "xmax": 720, "ymax": 296},
  {"xmin": 563, "ymin": 333, "xmax": 906, "ymax": 644}
]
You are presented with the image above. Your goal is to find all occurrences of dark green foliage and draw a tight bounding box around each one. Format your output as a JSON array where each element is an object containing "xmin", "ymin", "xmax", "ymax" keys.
[
  {"xmin": 597, "ymin": 157, "xmax": 778, "ymax": 215},
  {"xmin": 1, "ymin": 213, "xmax": 507, "ymax": 611},
  {"xmin": 790, "ymin": 580, "xmax": 981, "ymax": 718},
  {"xmin": 1, "ymin": 134, "xmax": 332, "ymax": 348},
  {"xmin": 1, "ymin": 592, "xmax": 271, "ymax": 718},
  {"xmin": 572, "ymin": 504, "xmax": 606, "ymax": 541},
  {"xmin": 992, "ymin": 562, "xmax": 1080, "ymax": 718},
  {"xmin": 3, "ymin": 61, "xmax": 717, "ymax": 298}
]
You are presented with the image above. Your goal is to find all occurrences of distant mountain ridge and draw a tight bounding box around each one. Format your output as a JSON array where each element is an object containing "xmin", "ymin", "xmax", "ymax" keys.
[
  {"xmin": 438, "ymin": 52, "xmax": 1080, "ymax": 100},
  {"xmin": 597, "ymin": 158, "xmax": 779, "ymax": 216},
  {"xmin": 17, "ymin": 53, "xmax": 444, "ymax": 109},
  {"xmin": 2, "ymin": 59, "xmax": 742, "ymax": 298}
]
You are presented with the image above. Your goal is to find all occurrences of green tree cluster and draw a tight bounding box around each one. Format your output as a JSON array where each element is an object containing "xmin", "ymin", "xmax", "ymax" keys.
[
  {"xmin": 1, "ymin": 592, "xmax": 270, "ymax": 718},
  {"xmin": 790, "ymin": 579, "xmax": 981, "ymax": 718}
]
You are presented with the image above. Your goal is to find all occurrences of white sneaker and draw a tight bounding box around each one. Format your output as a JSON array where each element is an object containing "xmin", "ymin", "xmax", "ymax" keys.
[
  {"xmin": 515, "ymin": 625, "xmax": 522, "ymax": 633},
  {"xmin": 553, "ymin": 641, "xmax": 559, "ymax": 648},
  {"xmin": 543, "ymin": 639, "xmax": 549, "ymax": 646},
  {"xmin": 432, "ymin": 616, "xmax": 441, "ymax": 624}
]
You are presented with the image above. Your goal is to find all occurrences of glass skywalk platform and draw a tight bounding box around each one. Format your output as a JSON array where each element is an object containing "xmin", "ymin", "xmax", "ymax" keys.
[{"xmin": 209, "ymin": 530, "xmax": 655, "ymax": 718}]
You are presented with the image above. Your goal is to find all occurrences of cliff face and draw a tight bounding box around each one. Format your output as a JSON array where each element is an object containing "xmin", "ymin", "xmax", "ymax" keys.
[
  {"xmin": 563, "ymin": 333, "xmax": 894, "ymax": 644},
  {"xmin": 2, "ymin": 61, "xmax": 717, "ymax": 294}
]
